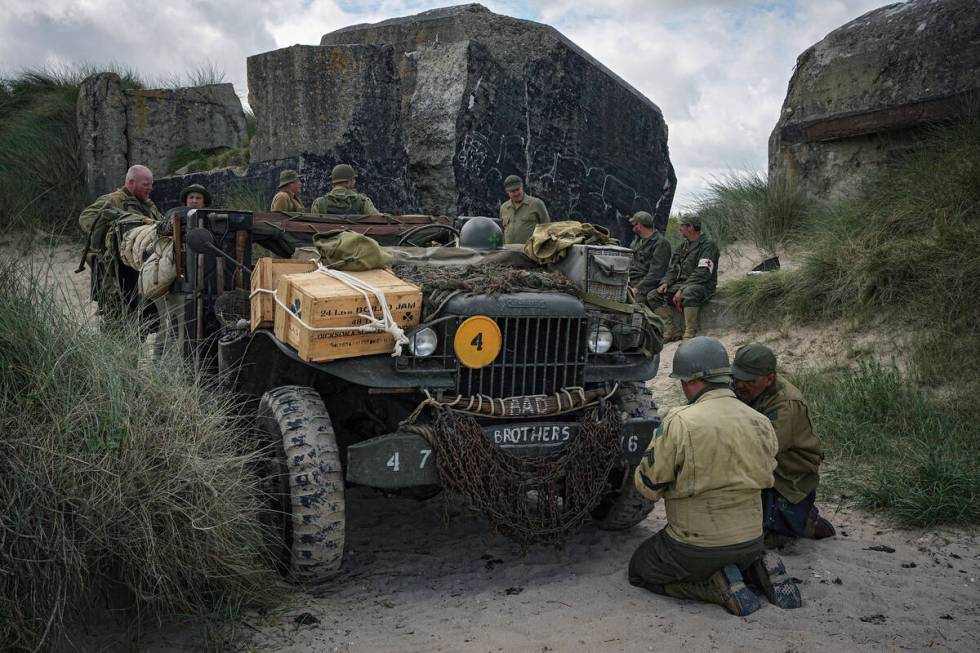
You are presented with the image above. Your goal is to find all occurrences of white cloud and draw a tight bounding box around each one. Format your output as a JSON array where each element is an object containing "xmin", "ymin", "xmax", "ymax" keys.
[{"xmin": 0, "ymin": 0, "xmax": 895, "ymax": 210}]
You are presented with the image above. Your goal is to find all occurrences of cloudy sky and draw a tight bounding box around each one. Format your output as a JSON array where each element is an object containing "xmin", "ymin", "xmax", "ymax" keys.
[{"xmin": 0, "ymin": 0, "xmax": 895, "ymax": 209}]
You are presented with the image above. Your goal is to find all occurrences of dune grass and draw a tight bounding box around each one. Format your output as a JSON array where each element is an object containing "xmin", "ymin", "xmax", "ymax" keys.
[
  {"xmin": 0, "ymin": 64, "xmax": 247, "ymax": 233},
  {"xmin": 689, "ymin": 171, "xmax": 808, "ymax": 254},
  {"xmin": 0, "ymin": 259, "xmax": 279, "ymax": 650},
  {"xmin": 792, "ymin": 361, "xmax": 979, "ymax": 527}
]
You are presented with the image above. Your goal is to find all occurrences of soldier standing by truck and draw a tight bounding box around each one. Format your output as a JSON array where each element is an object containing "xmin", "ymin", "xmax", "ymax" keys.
[
  {"xmin": 628, "ymin": 211, "xmax": 672, "ymax": 307},
  {"xmin": 78, "ymin": 164, "xmax": 164, "ymax": 235},
  {"xmin": 649, "ymin": 215, "xmax": 719, "ymax": 341},
  {"xmin": 77, "ymin": 165, "xmax": 165, "ymax": 320},
  {"xmin": 499, "ymin": 175, "xmax": 550, "ymax": 245}
]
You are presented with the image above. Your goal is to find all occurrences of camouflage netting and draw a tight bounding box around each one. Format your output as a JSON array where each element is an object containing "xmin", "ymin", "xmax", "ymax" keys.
[
  {"xmin": 407, "ymin": 401, "xmax": 623, "ymax": 548},
  {"xmin": 392, "ymin": 262, "xmax": 580, "ymax": 318}
]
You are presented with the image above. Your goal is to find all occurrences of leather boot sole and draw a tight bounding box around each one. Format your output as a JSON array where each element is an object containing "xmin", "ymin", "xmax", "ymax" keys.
[
  {"xmin": 746, "ymin": 553, "xmax": 803, "ymax": 609},
  {"xmin": 712, "ymin": 565, "xmax": 763, "ymax": 616}
]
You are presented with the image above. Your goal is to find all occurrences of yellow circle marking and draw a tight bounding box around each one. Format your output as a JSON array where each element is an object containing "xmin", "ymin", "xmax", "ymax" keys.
[{"xmin": 454, "ymin": 315, "xmax": 502, "ymax": 369}]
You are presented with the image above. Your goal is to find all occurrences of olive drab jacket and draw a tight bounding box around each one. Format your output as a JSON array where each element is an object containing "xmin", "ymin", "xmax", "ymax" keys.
[
  {"xmin": 749, "ymin": 378, "xmax": 822, "ymax": 504},
  {"xmin": 79, "ymin": 187, "xmax": 163, "ymax": 232},
  {"xmin": 499, "ymin": 195, "xmax": 550, "ymax": 245},
  {"xmin": 270, "ymin": 191, "xmax": 304, "ymax": 213},
  {"xmin": 78, "ymin": 187, "xmax": 164, "ymax": 251},
  {"xmin": 634, "ymin": 387, "xmax": 779, "ymax": 547},
  {"xmin": 629, "ymin": 232, "xmax": 672, "ymax": 296},
  {"xmin": 311, "ymin": 187, "xmax": 380, "ymax": 216},
  {"xmin": 660, "ymin": 234, "xmax": 720, "ymax": 294}
]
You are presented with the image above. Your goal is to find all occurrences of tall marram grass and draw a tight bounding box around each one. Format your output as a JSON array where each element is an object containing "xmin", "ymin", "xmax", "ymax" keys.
[
  {"xmin": 0, "ymin": 70, "xmax": 87, "ymax": 233},
  {"xmin": 792, "ymin": 361, "xmax": 979, "ymax": 527},
  {"xmin": 0, "ymin": 260, "xmax": 278, "ymax": 650},
  {"xmin": 721, "ymin": 107, "xmax": 980, "ymax": 387},
  {"xmin": 691, "ymin": 171, "xmax": 809, "ymax": 253},
  {"xmin": 0, "ymin": 66, "xmax": 145, "ymax": 234}
]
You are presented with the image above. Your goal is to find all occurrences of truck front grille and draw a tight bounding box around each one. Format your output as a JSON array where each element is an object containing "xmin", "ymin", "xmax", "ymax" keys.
[{"xmin": 457, "ymin": 316, "xmax": 588, "ymax": 398}]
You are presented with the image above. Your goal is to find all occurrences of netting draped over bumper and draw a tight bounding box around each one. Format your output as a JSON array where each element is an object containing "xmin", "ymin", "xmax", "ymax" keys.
[{"xmin": 406, "ymin": 401, "xmax": 623, "ymax": 548}]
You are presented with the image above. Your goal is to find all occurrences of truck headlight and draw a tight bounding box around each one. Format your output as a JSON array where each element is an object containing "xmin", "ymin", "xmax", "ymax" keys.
[
  {"xmin": 408, "ymin": 327, "xmax": 438, "ymax": 357},
  {"xmin": 588, "ymin": 325, "xmax": 613, "ymax": 354}
]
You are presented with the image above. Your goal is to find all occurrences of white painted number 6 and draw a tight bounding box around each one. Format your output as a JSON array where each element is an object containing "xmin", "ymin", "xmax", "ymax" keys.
[
  {"xmin": 386, "ymin": 452, "xmax": 400, "ymax": 472},
  {"xmin": 627, "ymin": 435, "xmax": 638, "ymax": 453}
]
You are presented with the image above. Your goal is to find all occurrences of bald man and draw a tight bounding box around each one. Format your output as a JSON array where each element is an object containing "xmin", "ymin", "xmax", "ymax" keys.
[{"xmin": 79, "ymin": 164, "xmax": 164, "ymax": 241}]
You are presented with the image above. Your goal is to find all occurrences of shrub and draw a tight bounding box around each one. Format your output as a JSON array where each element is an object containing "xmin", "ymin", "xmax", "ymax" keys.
[
  {"xmin": 0, "ymin": 259, "xmax": 278, "ymax": 650},
  {"xmin": 792, "ymin": 361, "xmax": 979, "ymax": 527}
]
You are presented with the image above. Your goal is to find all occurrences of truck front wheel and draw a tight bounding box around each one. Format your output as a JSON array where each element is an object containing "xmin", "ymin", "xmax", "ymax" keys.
[
  {"xmin": 256, "ymin": 385, "xmax": 346, "ymax": 581},
  {"xmin": 593, "ymin": 382, "xmax": 659, "ymax": 530}
]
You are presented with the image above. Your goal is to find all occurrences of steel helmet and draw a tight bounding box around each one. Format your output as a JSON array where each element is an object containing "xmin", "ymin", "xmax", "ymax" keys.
[
  {"xmin": 459, "ymin": 216, "xmax": 503, "ymax": 250},
  {"xmin": 670, "ymin": 336, "xmax": 732, "ymax": 383},
  {"xmin": 331, "ymin": 164, "xmax": 357, "ymax": 183}
]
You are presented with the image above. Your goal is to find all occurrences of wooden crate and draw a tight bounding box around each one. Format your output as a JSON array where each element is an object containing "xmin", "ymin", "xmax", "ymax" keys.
[
  {"xmin": 250, "ymin": 258, "xmax": 318, "ymax": 330},
  {"xmin": 273, "ymin": 269, "xmax": 422, "ymax": 362}
]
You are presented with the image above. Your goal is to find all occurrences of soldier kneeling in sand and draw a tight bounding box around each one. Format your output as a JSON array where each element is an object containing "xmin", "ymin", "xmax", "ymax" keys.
[
  {"xmin": 732, "ymin": 343, "xmax": 836, "ymax": 545},
  {"xmin": 629, "ymin": 337, "xmax": 802, "ymax": 615}
]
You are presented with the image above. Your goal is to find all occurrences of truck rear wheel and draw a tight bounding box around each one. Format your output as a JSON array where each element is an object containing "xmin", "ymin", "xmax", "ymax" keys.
[
  {"xmin": 256, "ymin": 385, "xmax": 346, "ymax": 581},
  {"xmin": 593, "ymin": 382, "xmax": 659, "ymax": 530}
]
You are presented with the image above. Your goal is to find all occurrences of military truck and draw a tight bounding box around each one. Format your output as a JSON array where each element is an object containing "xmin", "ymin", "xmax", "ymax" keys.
[{"xmin": 99, "ymin": 207, "xmax": 662, "ymax": 582}]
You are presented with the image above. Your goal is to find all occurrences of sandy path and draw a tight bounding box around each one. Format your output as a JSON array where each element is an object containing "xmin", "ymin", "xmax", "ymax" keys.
[{"xmin": 225, "ymin": 491, "xmax": 977, "ymax": 653}]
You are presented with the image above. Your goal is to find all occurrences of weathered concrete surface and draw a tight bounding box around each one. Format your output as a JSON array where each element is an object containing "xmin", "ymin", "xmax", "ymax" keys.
[
  {"xmin": 126, "ymin": 84, "xmax": 246, "ymax": 178},
  {"xmin": 769, "ymin": 0, "xmax": 980, "ymax": 202},
  {"xmin": 320, "ymin": 3, "xmax": 674, "ymax": 240},
  {"xmin": 77, "ymin": 73, "xmax": 129, "ymax": 199},
  {"xmin": 245, "ymin": 44, "xmax": 418, "ymax": 212},
  {"xmin": 77, "ymin": 74, "xmax": 248, "ymax": 197}
]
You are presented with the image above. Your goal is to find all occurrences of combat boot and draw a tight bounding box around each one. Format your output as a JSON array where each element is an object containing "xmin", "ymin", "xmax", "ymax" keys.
[
  {"xmin": 744, "ymin": 553, "xmax": 803, "ymax": 609},
  {"xmin": 682, "ymin": 306, "xmax": 701, "ymax": 339},
  {"xmin": 664, "ymin": 565, "xmax": 762, "ymax": 616},
  {"xmin": 654, "ymin": 306, "xmax": 680, "ymax": 342},
  {"xmin": 804, "ymin": 512, "xmax": 836, "ymax": 539}
]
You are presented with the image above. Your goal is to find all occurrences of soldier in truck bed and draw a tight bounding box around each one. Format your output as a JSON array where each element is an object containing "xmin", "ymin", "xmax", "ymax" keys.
[
  {"xmin": 499, "ymin": 174, "xmax": 550, "ymax": 245},
  {"xmin": 270, "ymin": 169, "xmax": 304, "ymax": 212}
]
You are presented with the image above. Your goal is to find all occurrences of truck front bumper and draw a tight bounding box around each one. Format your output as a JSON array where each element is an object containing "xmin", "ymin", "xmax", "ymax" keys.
[{"xmin": 345, "ymin": 416, "xmax": 658, "ymax": 489}]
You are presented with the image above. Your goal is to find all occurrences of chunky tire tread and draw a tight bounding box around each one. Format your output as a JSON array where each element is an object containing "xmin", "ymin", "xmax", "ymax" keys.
[
  {"xmin": 595, "ymin": 382, "xmax": 659, "ymax": 531},
  {"xmin": 257, "ymin": 385, "xmax": 346, "ymax": 582}
]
